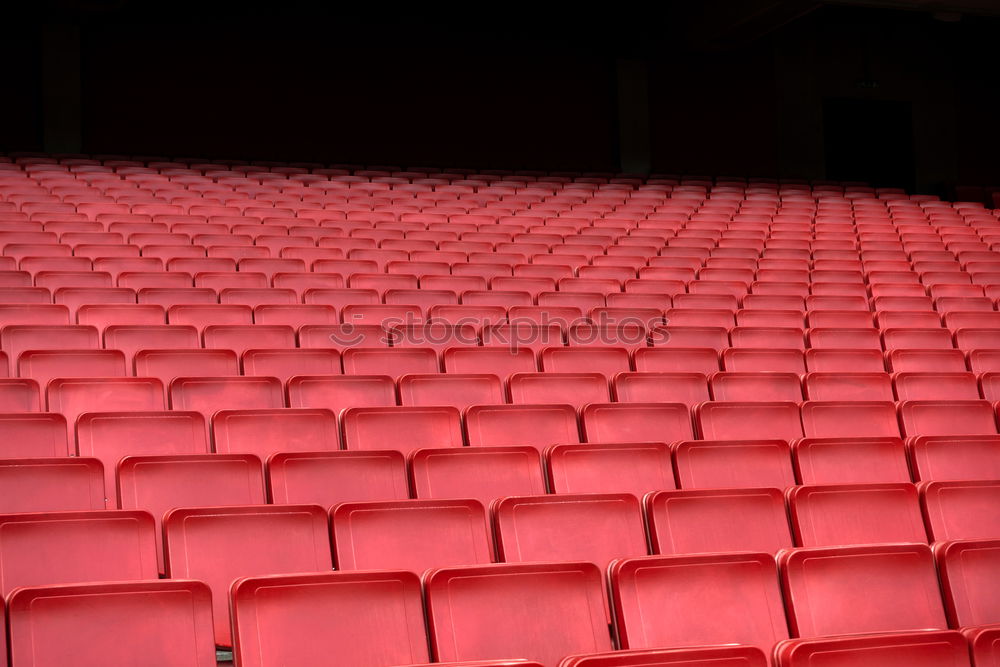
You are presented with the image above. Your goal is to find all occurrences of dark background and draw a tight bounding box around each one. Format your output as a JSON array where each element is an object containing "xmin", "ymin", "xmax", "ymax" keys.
[{"xmin": 3, "ymin": 1, "xmax": 999, "ymax": 195}]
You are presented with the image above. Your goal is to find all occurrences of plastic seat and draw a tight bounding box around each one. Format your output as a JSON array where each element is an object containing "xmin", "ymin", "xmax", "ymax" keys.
[
  {"xmin": 581, "ymin": 403, "xmax": 693, "ymax": 443},
  {"xmin": 649, "ymin": 327, "xmax": 730, "ymax": 351},
  {"xmin": 303, "ymin": 287, "xmax": 380, "ymax": 311},
  {"xmin": 935, "ymin": 538, "xmax": 1000, "ymax": 629},
  {"xmin": 0, "ymin": 457, "xmax": 105, "ymax": 513},
  {"xmin": 167, "ymin": 303, "xmax": 253, "ymax": 331},
  {"xmin": 779, "ymin": 543, "xmax": 948, "ymax": 638},
  {"xmin": 806, "ymin": 310, "xmax": 873, "ymax": 328},
  {"xmin": 464, "ymin": 404, "xmax": 580, "ymax": 451},
  {"xmin": 212, "ymin": 408, "xmax": 339, "ymax": 458},
  {"xmin": 908, "ymin": 435, "xmax": 1000, "ymax": 482},
  {"xmin": 610, "ymin": 552, "xmax": 788, "ymax": 655},
  {"xmin": 2, "ymin": 324, "xmax": 99, "ymax": 364},
  {"xmin": 194, "ymin": 272, "xmax": 268, "ymax": 292},
  {"xmin": 802, "ymin": 372, "xmax": 894, "ymax": 401},
  {"xmin": 47, "ymin": 376, "xmax": 164, "ymax": 438},
  {"xmin": 117, "ymin": 453, "xmax": 266, "ymax": 571},
  {"xmin": 787, "ymin": 482, "xmax": 927, "ymax": 547},
  {"xmin": 807, "ymin": 328, "xmax": 882, "ymax": 350},
  {"xmin": 892, "ymin": 371, "xmax": 981, "ymax": 400},
  {"xmin": 883, "ymin": 328, "xmax": 955, "ymax": 351},
  {"xmin": 774, "ymin": 631, "xmax": 971, "ymax": 667},
  {"xmin": 565, "ymin": 323, "xmax": 649, "ymax": 353},
  {"xmin": 75, "ymin": 303, "xmax": 164, "ymax": 330},
  {"xmin": 219, "ymin": 287, "xmax": 298, "ymax": 308},
  {"xmin": 0, "ymin": 510, "xmax": 157, "ymax": 597},
  {"xmin": 136, "ymin": 287, "xmax": 218, "ymax": 307},
  {"xmin": 968, "ymin": 349, "xmax": 1000, "ymax": 373},
  {"xmin": 560, "ymin": 646, "xmax": 768, "ymax": 667},
  {"xmin": 695, "ymin": 402, "xmax": 803, "ymax": 440},
  {"xmin": 168, "ymin": 376, "xmax": 284, "ymax": 424},
  {"xmin": 509, "ymin": 372, "xmax": 609, "ymax": 410},
  {"xmin": 389, "ymin": 323, "xmax": 480, "ymax": 353},
  {"xmin": 267, "ymin": 450, "xmax": 408, "ymax": 507},
  {"xmin": 286, "ymin": 374, "xmax": 397, "ymax": 414},
  {"xmin": 18, "ymin": 349, "xmax": 126, "ymax": 387},
  {"xmin": 481, "ymin": 324, "xmax": 562, "ymax": 356},
  {"xmin": 545, "ymin": 442, "xmax": 675, "ymax": 496},
  {"xmin": 0, "ymin": 377, "xmax": 40, "ymax": 411},
  {"xmin": 104, "ymin": 324, "xmax": 199, "ymax": 364},
  {"xmin": 805, "ymin": 348, "xmax": 886, "ymax": 372},
  {"xmin": 410, "ymin": 445, "xmax": 545, "ymax": 506},
  {"xmin": 494, "ymin": 493, "xmax": 648, "ymax": 570},
  {"xmin": 298, "ymin": 323, "xmax": 390, "ymax": 350},
  {"xmin": 399, "ymin": 373, "xmax": 505, "ymax": 410},
  {"xmin": 633, "ymin": 348, "xmax": 720, "ymax": 374},
  {"xmin": 899, "ymin": 400, "xmax": 998, "ymax": 436},
  {"xmin": 424, "ymin": 562, "xmax": 612, "ymax": 666},
  {"xmin": 792, "ymin": 436, "xmax": 910, "ymax": 484},
  {"xmin": 800, "ymin": 401, "xmax": 901, "ymax": 438},
  {"xmin": 203, "ymin": 324, "xmax": 296, "ymax": 356},
  {"xmin": 0, "ymin": 304, "xmax": 70, "ymax": 327},
  {"xmin": 709, "ymin": 372, "xmax": 802, "ymax": 402},
  {"xmin": 342, "ymin": 347, "xmax": 439, "ymax": 377},
  {"xmin": 645, "ymin": 488, "xmax": 793, "ymax": 555},
  {"xmin": 672, "ymin": 437, "xmax": 795, "ymax": 489},
  {"xmin": 231, "ymin": 571, "xmax": 429, "ymax": 667},
  {"xmin": 241, "ymin": 348, "xmax": 341, "ymax": 383},
  {"xmin": 163, "ymin": 504, "xmax": 333, "ymax": 647},
  {"xmin": 888, "ymin": 348, "xmax": 970, "ymax": 372},
  {"xmin": 722, "ymin": 348, "xmax": 805, "ymax": 373},
  {"xmin": 341, "ymin": 303, "xmax": 423, "ymax": 326},
  {"xmin": 919, "ymin": 480, "xmax": 1000, "ymax": 541},
  {"xmin": 538, "ymin": 347, "xmax": 631, "ymax": 377},
  {"xmin": 342, "ymin": 406, "xmax": 463, "ymax": 455},
  {"xmin": 134, "ymin": 348, "xmax": 238, "ymax": 386},
  {"xmin": 608, "ymin": 373, "xmax": 705, "ymax": 407},
  {"xmin": 7, "ymin": 580, "xmax": 216, "ymax": 667}
]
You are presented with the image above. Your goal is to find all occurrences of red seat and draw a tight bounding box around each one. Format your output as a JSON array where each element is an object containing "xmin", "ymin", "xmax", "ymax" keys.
[
  {"xmin": 168, "ymin": 376, "xmax": 284, "ymax": 423},
  {"xmin": 203, "ymin": 324, "xmax": 296, "ymax": 356},
  {"xmin": 802, "ymin": 372, "xmax": 893, "ymax": 401},
  {"xmin": 134, "ymin": 348, "xmax": 239, "ymax": 386},
  {"xmin": 298, "ymin": 323, "xmax": 390, "ymax": 350},
  {"xmin": 18, "ymin": 349, "xmax": 126, "ymax": 387},
  {"xmin": 398, "ymin": 373, "xmax": 504, "ymax": 410},
  {"xmin": 136, "ymin": 287, "xmax": 218, "ymax": 307},
  {"xmin": 212, "ymin": 408, "xmax": 339, "ymax": 458},
  {"xmin": 645, "ymin": 488, "xmax": 793, "ymax": 555},
  {"xmin": 47, "ymin": 375, "xmax": 164, "ymax": 437},
  {"xmin": 611, "ymin": 372, "xmax": 709, "ymax": 406},
  {"xmin": 267, "ymin": 450, "xmax": 408, "ymax": 507},
  {"xmin": 219, "ymin": 287, "xmax": 298, "ymax": 308},
  {"xmin": 241, "ymin": 348, "xmax": 341, "ymax": 383},
  {"xmin": 807, "ymin": 328, "xmax": 882, "ymax": 350},
  {"xmin": 935, "ymin": 538, "xmax": 1000, "ymax": 634},
  {"xmin": 7, "ymin": 581, "xmax": 216, "ymax": 667},
  {"xmin": 695, "ymin": 402, "xmax": 803, "ymax": 440},
  {"xmin": 800, "ymin": 401, "xmax": 901, "ymax": 438},
  {"xmin": 0, "ymin": 510, "xmax": 158, "ymax": 597},
  {"xmin": 0, "ymin": 304, "xmax": 69, "ymax": 327},
  {"xmin": 231, "ymin": 571, "xmax": 429, "ymax": 667},
  {"xmin": 0, "ymin": 377, "xmax": 39, "ymax": 413},
  {"xmin": 907, "ymin": 435, "xmax": 1000, "ymax": 482},
  {"xmin": 787, "ymin": 482, "xmax": 927, "ymax": 547},
  {"xmin": 581, "ymin": 402, "xmax": 693, "ymax": 443},
  {"xmin": 920, "ymin": 480, "xmax": 1000, "ymax": 541},
  {"xmin": 968, "ymin": 349, "xmax": 1000, "ymax": 373},
  {"xmin": 194, "ymin": 272, "xmax": 268, "ymax": 291},
  {"xmin": 892, "ymin": 371, "xmax": 981, "ymax": 400},
  {"xmin": 882, "ymin": 327, "xmax": 956, "ymax": 351},
  {"xmin": 342, "ymin": 347, "xmax": 440, "ymax": 377},
  {"xmin": 545, "ymin": 442, "xmax": 674, "ymax": 496},
  {"xmin": 804, "ymin": 348, "xmax": 886, "ymax": 372},
  {"xmin": 389, "ymin": 323, "xmax": 480, "ymax": 353},
  {"xmin": 630, "ymin": 348, "xmax": 719, "ymax": 375},
  {"xmin": 75, "ymin": 303, "xmax": 164, "ymax": 330},
  {"xmin": 509, "ymin": 372, "xmax": 609, "ymax": 410},
  {"xmin": 425, "ymin": 562, "xmax": 612, "ymax": 666},
  {"xmin": 722, "ymin": 348, "xmax": 806, "ymax": 373},
  {"xmin": 899, "ymin": 400, "xmax": 998, "ymax": 436},
  {"xmin": 342, "ymin": 406, "xmax": 463, "ymax": 454},
  {"xmin": 650, "ymin": 327, "xmax": 730, "ymax": 350},
  {"xmin": 779, "ymin": 543, "xmax": 948, "ymax": 638},
  {"xmin": 167, "ymin": 303, "xmax": 253, "ymax": 331},
  {"xmin": 409, "ymin": 445, "xmax": 545, "ymax": 506},
  {"xmin": 709, "ymin": 372, "xmax": 803, "ymax": 402},
  {"xmin": 341, "ymin": 303, "xmax": 423, "ymax": 326},
  {"xmin": 494, "ymin": 493, "xmax": 647, "ymax": 570},
  {"xmin": 792, "ymin": 436, "xmax": 911, "ymax": 484},
  {"xmin": 611, "ymin": 552, "xmax": 788, "ymax": 656},
  {"xmin": 2, "ymin": 324, "xmax": 99, "ymax": 364},
  {"xmin": 105, "ymin": 325, "xmax": 200, "ymax": 369},
  {"xmin": 465, "ymin": 404, "xmax": 580, "ymax": 450},
  {"xmin": 539, "ymin": 346, "xmax": 632, "ymax": 377},
  {"xmin": 163, "ymin": 504, "xmax": 333, "ymax": 647},
  {"xmin": 561, "ymin": 647, "xmax": 768, "ymax": 667},
  {"xmin": 117, "ymin": 453, "xmax": 266, "ymax": 572},
  {"xmin": 673, "ymin": 438, "xmax": 795, "ymax": 489},
  {"xmin": 286, "ymin": 374, "xmax": 397, "ymax": 414},
  {"xmin": 0, "ymin": 457, "xmax": 105, "ymax": 513},
  {"xmin": 887, "ymin": 349, "xmax": 969, "ymax": 372},
  {"xmin": 774, "ymin": 631, "xmax": 971, "ymax": 667},
  {"xmin": 302, "ymin": 287, "xmax": 379, "ymax": 311}
]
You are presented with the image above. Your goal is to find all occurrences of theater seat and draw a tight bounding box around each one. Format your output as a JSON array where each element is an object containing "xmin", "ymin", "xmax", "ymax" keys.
[
  {"xmin": 425, "ymin": 562, "xmax": 613, "ymax": 666},
  {"xmin": 409, "ymin": 446, "xmax": 546, "ymax": 506},
  {"xmin": 163, "ymin": 504, "xmax": 332, "ymax": 647},
  {"xmin": 267, "ymin": 450, "xmax": 409, "ymax": 507},
  {"xmin": 7, "ymin": 581, "xmax": 216, "ymax": 667},
  {"xmin": 231, "ymin": 571, "xmax": 429, "ymax": 667}
]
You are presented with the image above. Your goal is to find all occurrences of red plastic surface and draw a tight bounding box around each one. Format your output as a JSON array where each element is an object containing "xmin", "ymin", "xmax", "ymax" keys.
[
  {"xmin": 400, "ymin": 373, "xmax": 505, "ymax": 410},
  {"xmin": 787, "ymin": 483, "xmax": 927, "ymax": 547},
  {"xmin": 465, "ymin": 404, "xmax": 580, "ymax": 450},
  {"xmin": 267, "ymin": 449, "xmax": 409, "ymax": 507},
  {"xmin": 673, "ymin": 439, "xmax": 796, "ymax": 489},
  {"xmin": 800, "ymin": 401, "xmax": 901, "ymax": 438},
  {"xmin": 545, "ymin": 442, "xmax": 675, "ymax": 496},
  {"xmin": 581, "ymin": 403, "xmax": 693, "ymax": 443},
  {"xmin": 791, "ymin": 437, "xmax": 911, "ymax": 484},
  {"xmin": 774, "ymin": 631, "xmax": 971, "ymax": 667},
  {"xmin": 695, "ymin": 402, "xmax": 803, "ymax": 441},
  {"xmin": 212, "ymin": 408, "xmax": 339, "ymax": 458},
  {"xmin": 935, "ymin": 538, "xmax": 1000, "ymax": 628},
  {"xmin": 0, "ymin": 457, "xmax": 105, "ymax": 513},
  {"xmin": 908, "ymin": 435, "xmax": 1000, "ymax": 481},
  {"xmin": 410, "ymin": 446, "xmax": 545, "ymax": 506},
  {"xmin": 920, "ymin": 480, "xmax": 1000, "ymax": 541},
  {"xmin": 342, "ymin": 406, "xmax": 464, "ymax": 454}
]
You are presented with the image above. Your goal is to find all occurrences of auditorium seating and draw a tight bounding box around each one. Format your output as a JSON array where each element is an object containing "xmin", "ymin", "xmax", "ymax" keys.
[{"xmin": 3, "ymin": 156, "xmax": 1000, "ymax": 665}]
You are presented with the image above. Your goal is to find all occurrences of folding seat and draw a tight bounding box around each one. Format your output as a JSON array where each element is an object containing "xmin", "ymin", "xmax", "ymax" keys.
[
  {"xmin": 1, "ymin": 324, "xmax": 98, "ymax": 363},
  {"xmin": 202, "ymin": 324, "xmax": 296, "ymax": 356},
  {"xmin": 424, "ymin": 562, "xmax": 612, "ymax": 666},
  {"xmin": 74, "ymin": 303, "xmax": 165, "ymax": 331},
  {"xmin": 787, "ymin": 482, "xmax": 927, "ymax": 547},
  {"xmin": 709, "ymin": 372, "xmax": 803, "ymax": 402},
  {"xmin": 734, "ymin": 309, "xmax": 805, "ymax": 330},
  {"xmin": 0, "ymin": 457, "xmax": 105, "ymax": 514},
  {"xmin": 0, "ymin": 287, "xmax": 55, "ymax": 307},
  {"xmin": 0, "ymin": 509, "xmax": 158, "ymax": 597},
  {"xmin": 804, "ymin": 348, "xmax": 886, "ymax": 372},
  {"xmin": 212, "ymin": 408, "xmax": 339, "ymax": 458},
  {"xmin": 248, "ymin": 304, "xmax": 334, "ymax": 329},
  {"xmin": 168, "ymin": 376, "xmax": 284, "ymax": 424},
  {"xmin": 465, "ymin": 404, "xmax": 580, "ymax": 450},
  {"xmin": 934, "ymin": 538, "xmax": 1000, "ymax": 629},
  {"xmin": 443, "ymin": 346, "xmax": 538, "ymax": 378},
  {"xmin": 136, "ymin": 286, "xmax": 217, "ymax": 307},
  {"xmin": 773, "ymin": 631, "xmax": 972, "ymax": 667},
  {"xmin": 581, "ymin": 403, "xmax": 693, "ymax": 443},
  {"xmin": 267, "ymin": 449, "xmax": 408, "ymax": 507},
  {"xmin": 609, "ymin": 372, "xmax": 708, "ymax": 406},
  {"xmin": 955, "ymin": 328, "xmax": 1000, "ymax": 352},
  {"xmin": 544, "ymin": 442, "xmax": 674, "ymax": 497},
  {"xmin": 887, "ymin": 348, "xmax": 969, "ymax": 372},
  {"xmin": 163, "ymin": 504, "xmax": 332, "ymax": 647},
  {"xmin": 779, "ymin": 543, "xmax": 948, "ymax": 638},
  {"xmin": 695, "ymin": 402, "xmax": 803, "ymax": 441},
  {"xmin": 342, "ymin": 405, "xmax": 463, "ymax": 454},
  {"xmin": 0, "ymin": 377, "xmax": 41, "ymax": 411},
  {"xmin": 494, "ymin": 493, "xmax": 648, "ymax": 571},
  {"xmin": 561, "ymin": 646, "xmax": 770, "ymax": 667},
  {"xmin": 239, "ymin": 349, "xmax": 338, "ymax": 384},
  {"xmin": 422, "ymin": 274, "xmax": 488, "ymax": 294},
  {"xmin": 7, "ymin": 580, "xmax": 216, "ymax": 667},
  {"xmin": 287, "ymin": 374, "xmax": 397, "ymax": 414},
  {"xmin": 882, "ymin": 327, "xmax": 955, "ymax": 351},
  {"xmin": 801, "ymin": 371, "xmax": 892, "ymax": 401},
  {"xmin": 875, "ymin": 310, "xmax": 943, "ymax": 330},
  {"xmin": 193, "ymin": 272, "xmax": 268, "ymax": 293},
  {"xmin": 799, "ymin": 400, "xmax": 901, "ymax": 438},
  {"xmin": 805, "ymin": 310, "xmax": 874, "ymax": 329},
  {"xmin": 650, "ymin": 325, "xmax": 730, "ymax": 350},
  {"xmin": 611, "ymin": 552, "xmax": 787, "ymax": 656},
  {"xmin": 399, "ymin": 373, "xmax": 505, "ymax": 410},
  {"xmin": 633, "ymin": 347, "xmax": 719, "ymax": 374},
  {"xmin": 342, "ymin": 347, "xmax": 439, "ymax": 378},
  {"xmin": 539, "ymin": 346, "xmax": 631, "ymax": 377},
  {"xmin": 919, "ymin": 480, "xmax": 1000, "ymax": 541},
  {"xmin": 230, "ymin": 571, "xmax": 428, "ymax": 667},
  {"xmin": 899, "ymin": 400, "xmax": 997, "ymax": 436},
  {"xmin": 166, "ymin": 303, "xmax": 252, "ymax": 331},
  {"xmin": 662, "ymin": 308, "xmax": 734, "ymax": 330},
  {"xmin": 674, "ymin": 435, "xmax": 795, "ymax": 487}
]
